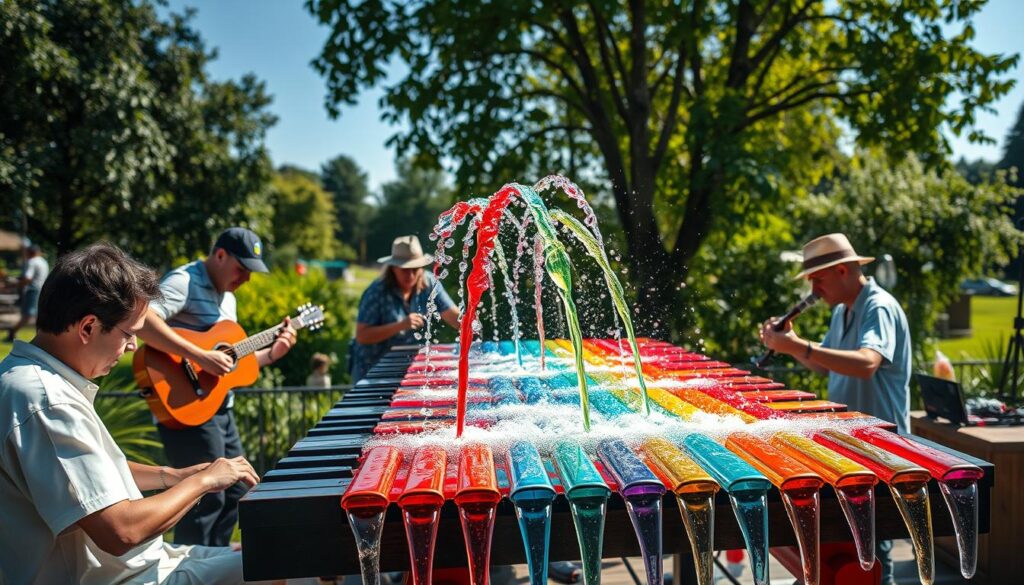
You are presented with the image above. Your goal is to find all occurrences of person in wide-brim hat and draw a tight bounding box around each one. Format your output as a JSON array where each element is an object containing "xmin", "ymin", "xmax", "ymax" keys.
[
  {"xmin": 793, "ymin": 232, "xmax": 874, "ymax": 280},
  {"xmin": 766, "ymin": 232, "xmax": 911, "ymax": 585},
  {"xmin": 349, "ymin": 235, "xmax": 461, "ymax": 382},
  {"xmin": 376, "ymin": 234, "xmax": 435, "ymax": 269}
]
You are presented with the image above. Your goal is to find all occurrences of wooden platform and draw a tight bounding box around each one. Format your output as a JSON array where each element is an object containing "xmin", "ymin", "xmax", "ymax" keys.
[{"xmin": 911, "ymin": 411, "xmax": 1022, "ymax": 585}]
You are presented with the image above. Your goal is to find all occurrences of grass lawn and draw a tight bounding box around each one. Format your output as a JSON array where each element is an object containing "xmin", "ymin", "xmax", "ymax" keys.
[
  {"xmin": 342, "ymin": 264, "xmax": 379, "ymax": 297},
  {"xmin": 937, "ymin": 296, "xmax": 1017, "ymax": 360}
]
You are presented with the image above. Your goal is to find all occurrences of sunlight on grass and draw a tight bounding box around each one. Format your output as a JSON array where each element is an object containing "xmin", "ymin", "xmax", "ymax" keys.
[
  {"xmin": 342, "ymin": 264, "xmax": 380, "ymax": 297},
  {"xmin": 937, "ymin": 296, "xmax": 1017, "ymax": 360}
]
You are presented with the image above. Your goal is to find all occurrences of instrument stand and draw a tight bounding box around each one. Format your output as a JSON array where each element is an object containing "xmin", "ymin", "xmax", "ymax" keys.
[{"xmin": 998, "ymin": 242, "xmax": 1024, "ymax": 405}]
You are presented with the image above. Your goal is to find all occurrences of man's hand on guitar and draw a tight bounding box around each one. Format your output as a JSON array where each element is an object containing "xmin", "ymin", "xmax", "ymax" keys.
[
  {"xmin": 191, "ymin": 349, "xmax": 234, "ymax": 376},
  {"xmin": 268, "ymin": 316, "xmax": 296, "ymax": 363},
  {"xmin": 198, "ymin": 456, "xmax": 259, "ymax": 492}
]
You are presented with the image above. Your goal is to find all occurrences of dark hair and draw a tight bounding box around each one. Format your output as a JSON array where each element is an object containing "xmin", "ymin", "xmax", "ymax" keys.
[
  {"xmin": 310, "ymin": 352, "xmax": 330, "ymax": 369},
  {"xmin": 381, "ymin": 265, "xmax": 427, "ymax": 294},
  {"xmin": 36, "ymin": 243, "xmax": 161, "ymax": 334}
]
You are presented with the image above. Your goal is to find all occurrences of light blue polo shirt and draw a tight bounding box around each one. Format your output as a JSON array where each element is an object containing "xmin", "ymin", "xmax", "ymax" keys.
[{"xmin": 820, "ymin": 277, "xmax": 911, "ymax": 433}]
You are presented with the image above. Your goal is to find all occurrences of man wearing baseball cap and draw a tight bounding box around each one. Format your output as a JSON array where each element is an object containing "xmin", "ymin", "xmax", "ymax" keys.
[
  {"xmin": 138, "ymin": 227, "xmax": 296, "ymax": 547},
  {"xmin": 759, "ymin": 232, "xmax": 910, "ymax": 585}
]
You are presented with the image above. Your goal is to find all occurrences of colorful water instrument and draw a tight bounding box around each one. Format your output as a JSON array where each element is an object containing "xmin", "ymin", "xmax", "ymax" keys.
[{"xmin": 239, "ymin": 342, "xmax": 993, "ymax": 585}]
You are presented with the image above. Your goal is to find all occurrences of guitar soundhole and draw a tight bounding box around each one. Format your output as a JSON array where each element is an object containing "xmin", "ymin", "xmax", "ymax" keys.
[{"xmin": 213, "ymin": 342, "xmax": 238, "ymax": 372}]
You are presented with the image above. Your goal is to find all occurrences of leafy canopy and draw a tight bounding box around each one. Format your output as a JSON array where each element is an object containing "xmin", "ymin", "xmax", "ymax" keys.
[
  {"xmin": 308, "ymin": 0, "xmax": 1018, "ymax": 335},
  {"xmin": 0, "ymin": 0, "xmax": 275, "ymax": 265}
]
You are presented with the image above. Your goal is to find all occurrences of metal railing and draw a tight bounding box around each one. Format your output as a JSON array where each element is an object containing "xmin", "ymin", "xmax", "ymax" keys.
[{"xmin": 96, "ymin": 385, "xmax": 351, "ymax": 475}]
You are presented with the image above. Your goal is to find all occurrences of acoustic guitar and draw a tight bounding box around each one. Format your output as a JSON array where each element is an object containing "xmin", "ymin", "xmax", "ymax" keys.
[{"xmin": 134, "ymin": 303, "xmax": 325, "ymax": 428}]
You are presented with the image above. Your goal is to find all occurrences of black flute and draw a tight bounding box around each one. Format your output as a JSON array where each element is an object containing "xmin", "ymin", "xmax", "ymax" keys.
[{"xmin": 752, "ymin": 293, "xmax": 819, "ymax": 368}]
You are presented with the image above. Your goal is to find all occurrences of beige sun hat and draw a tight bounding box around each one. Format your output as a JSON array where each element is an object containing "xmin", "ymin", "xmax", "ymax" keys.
[
  {"xmin": 794, "ymin": 233, "xmax": 874, "ymax": 279},
  {"xmin": 377, "ymin": 235, "xmax": 435, "ymax": 269}
]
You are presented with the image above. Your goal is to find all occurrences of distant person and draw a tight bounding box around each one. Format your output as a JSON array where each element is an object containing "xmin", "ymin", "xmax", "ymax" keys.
[
  {"xmin": 759, "ymin": 232, "xmax": 910, "ymax": 585},
  {"xmin": 6, "ymin": 243, "xmax": 49, "ymax": 342},
  {"xmin": 0, "ymin": 243, "xmax": 261, "ymax": 584},
  {"xmin": 138, "ymin": 227, "xmax": 297, "ymax": 547},
  {"xmin": 349, "ymin": 235, "xmax": 460, "ymax": 381},
  {"xmin": 307, "ymin": 352, "xmax": 332, "ymax": 388}
]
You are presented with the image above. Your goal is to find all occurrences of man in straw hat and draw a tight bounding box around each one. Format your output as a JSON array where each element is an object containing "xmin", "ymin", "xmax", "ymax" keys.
[
  {"xmin": 760, "ymin": 232, "xmax": 911, "ymax": 432},
  {"xmin": 760, "ymin": 232, "xmax": 910, "ymax": 584},
  {"xmin": 350, "ymin": 235, "xmax": 461, "ymax": 381}
]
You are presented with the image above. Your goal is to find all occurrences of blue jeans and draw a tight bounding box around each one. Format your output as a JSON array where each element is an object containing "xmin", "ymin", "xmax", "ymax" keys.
[{"xmin": 877, "ymin": 539, "xmax": 893, "ymax": 585}]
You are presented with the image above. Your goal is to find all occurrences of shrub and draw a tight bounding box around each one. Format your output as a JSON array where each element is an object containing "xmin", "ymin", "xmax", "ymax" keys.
[{"xmin": 234, "ymin": 267, "xmax": 357, "ymax": 386}]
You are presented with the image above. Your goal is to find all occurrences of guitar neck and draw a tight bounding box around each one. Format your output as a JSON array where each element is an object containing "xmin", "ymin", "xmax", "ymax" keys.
[{"xmin": 232, "ymin": 319, "xmax": 306, "ymax": 359}]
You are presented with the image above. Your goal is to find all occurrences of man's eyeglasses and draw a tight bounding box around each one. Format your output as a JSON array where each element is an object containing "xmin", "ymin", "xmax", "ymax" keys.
[{"xmin": 114, "ymin": 325, "xmax": 137, "ymax": 346}]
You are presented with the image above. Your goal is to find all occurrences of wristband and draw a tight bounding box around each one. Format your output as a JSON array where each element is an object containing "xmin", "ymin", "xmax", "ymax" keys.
[
  {"xmin": 804, "ymin": 341, "xmax": 813, "ymax": 359},
  {"xmin": 159, "ymin": 467, "xmax": 169, "ymax": 490}
]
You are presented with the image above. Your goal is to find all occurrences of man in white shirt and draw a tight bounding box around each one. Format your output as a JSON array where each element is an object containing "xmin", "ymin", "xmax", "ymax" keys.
[
  {"xmin": 0, "ymin": 244, "xmax": 261, "ymax": 584},
  {"xmin": 6, "ymin": 243, "xmax": 49, "ymax": 342}
]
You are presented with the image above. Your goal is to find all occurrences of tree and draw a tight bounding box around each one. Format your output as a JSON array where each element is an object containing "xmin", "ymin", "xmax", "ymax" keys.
[
  {"xmin": 999, "ymin": 101, "xmax": 1024, "ymax": 188},
  {"xmin": 366, "ymin": 159, "xmax": 450, "ymax": 258},
  {"xmin": 792, "ymin": 153, "xmax": 1020, "ymax": 355},
  {"xmin": 0, "ymin": 0, "xmax": 275, "ymax": 265},
  {"xmin": 321, "ymin": 154, "xmax": 372, "ymax": 262},
  {"xmin": 955, "ymin": 157, "xmax": 997, "ymax": 186},
  {"xmin": 269, "ymin": 168, "xmax": 343, "ymax": 263},
  {"xmin": 308, "ymin": 0, "xmax": 1017, "ymax": 335}
]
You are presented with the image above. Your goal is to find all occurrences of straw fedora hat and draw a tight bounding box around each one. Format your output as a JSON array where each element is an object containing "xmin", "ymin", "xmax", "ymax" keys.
[
  {"xmin": 377, "ymin": 235, "xmax": 434, "ymax": 269},
  {"xmin": 794, "ymin": 233, "xmax": 874, "ymax": 279}
]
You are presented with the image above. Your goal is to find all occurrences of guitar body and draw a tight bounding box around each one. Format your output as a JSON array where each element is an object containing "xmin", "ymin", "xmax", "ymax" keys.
[{"xmin": 133, "ymin": 320, "xmax": 260, "ymax": 429}]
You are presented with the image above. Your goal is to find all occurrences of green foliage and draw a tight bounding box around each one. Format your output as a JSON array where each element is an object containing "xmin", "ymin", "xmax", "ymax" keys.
[
  {"xmin": 307, "ymin": 0, "xmax": 1018, "ymax": 335},
  {"xmin": 685, "ymin": 213, "xmax": 829, "ymax": 360},
  {"xmin": 321, "ymin": 155, "xmax": 373, "ymax": 262},
  {"xmin": 792, "ymin": 152, "xmax": 1022, "ymax": 358},
  {"xmin": 999, "ymin": 101, "xmax": 1024, "ymax": 187},
  {"xmin": 0, "ymin": 0, "xmax": 275, "ymax": 265},
  {"xmin": 268, "ymin": 168, "xmax": 344, "ymax": 262},
  {"xmin": 956, "ymin": 157, "xmax": 998, "ymax": 186},
  {"xmin": 956, "ymin": 335, "xmax": 1021, "ymax": 399},
  {"xmin": 94, "ymin": 364, "xmax": 164, "ymax": 465},
  {"xmin": 233, "ymin": 268, "xmax": 356, "ymax": 385},
  {"xmin": 366, "ymin": 159, "xmax": 451, "ymax": 257}
]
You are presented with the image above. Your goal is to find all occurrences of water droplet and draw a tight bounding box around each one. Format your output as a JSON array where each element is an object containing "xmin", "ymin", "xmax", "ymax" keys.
[
  {"xmin": 445, "ymin": 239, "xmax": 455, "ymax": 249},
  {"xmin": 428, "ymin": 233, "xmax": 438, "ymax": 241}
]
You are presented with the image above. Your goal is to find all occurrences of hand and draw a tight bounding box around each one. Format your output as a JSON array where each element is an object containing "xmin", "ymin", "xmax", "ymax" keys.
[
  {"xmin": 192, "ymin": 349, "xmax": 234, "ymax": 376},
  {"xmin": 197, "ymin": 456, "xmax": 259, "ymax": 492},
  {"xmin": 403, "ymin": 313, "xmax": 425, "ymax": 331},
  {"xmin": 268, "ymin": 316, "xmax": 296, "ymax": 363},
  {"xmin": 759, "ymin": 317, "xmax": 801, "ymax": 355}
]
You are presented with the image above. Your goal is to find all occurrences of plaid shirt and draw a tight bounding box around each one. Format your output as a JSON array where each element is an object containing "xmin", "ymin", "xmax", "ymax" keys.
[{"xmin": 349, "ymin": 273, "xmax": 454, "ymax": 381}]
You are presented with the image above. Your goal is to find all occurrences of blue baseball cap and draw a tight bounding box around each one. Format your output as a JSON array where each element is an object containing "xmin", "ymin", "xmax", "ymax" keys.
[{"xmin": 213, "ymin": 227, "xmax": 269, "ymax": 273}]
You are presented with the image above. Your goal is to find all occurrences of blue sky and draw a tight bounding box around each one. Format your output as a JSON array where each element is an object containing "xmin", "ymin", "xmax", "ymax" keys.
[{"xmin": 169, "ymin": 0, "xmax": 1022, "ymax": 191}]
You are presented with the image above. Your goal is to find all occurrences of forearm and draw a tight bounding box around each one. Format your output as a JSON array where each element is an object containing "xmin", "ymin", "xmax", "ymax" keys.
[
  {"xmin": 803, "ymin": 345, "xmax": 880, "ymax": 379},
  {"xmin": 355, "ymin": 321, "xmax": 405, "ymax": 344},
  {"xmin": 88, "ymin": 475, "xmax": 210, "ymax": 553},
  {"xmin": 256, "ymin": 347, "xmax": 274, "ymax": 367},
  {"xmin": 139, "ymin": 309, "xmax": 203, "ymax": 359},
  {"xmin": 786, "ymin": 341, "xmax": 830, "ymax": 376},
  {"xmin": 127, "ymin": 461, "xmax": 174, "ymax": 492},
  {"xmin": 441, "ymin": 308, "xmax": 461, "ymax": 329}
]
